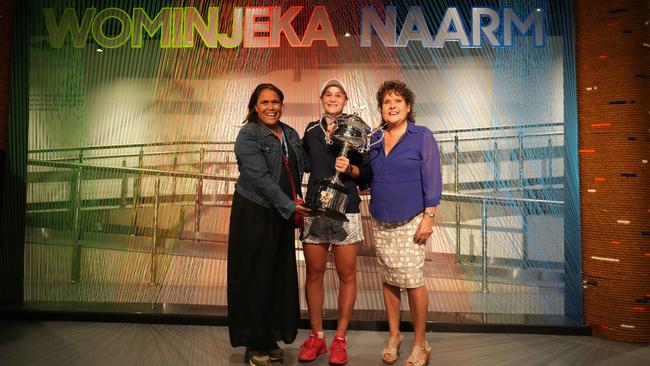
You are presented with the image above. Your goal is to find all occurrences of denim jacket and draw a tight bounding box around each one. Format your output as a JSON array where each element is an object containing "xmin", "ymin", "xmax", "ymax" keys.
[{"xmin": 234, "ymin": 121, "xmax": 308, "ymax": 220}]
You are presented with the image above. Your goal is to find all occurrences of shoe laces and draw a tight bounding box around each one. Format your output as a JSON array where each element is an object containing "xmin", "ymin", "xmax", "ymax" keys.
[
  {"xmin": 330, "ymin": 336, "xmax": 346, "ymax": 352},
  {"xmin": 302, "ymin": 333, "xmax": 323, "ymax": 350}
]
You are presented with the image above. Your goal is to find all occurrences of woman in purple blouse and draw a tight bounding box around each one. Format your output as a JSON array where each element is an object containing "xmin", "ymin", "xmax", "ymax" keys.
[{"xmin": 368, "ymin": 80, "xmax": 442, "ymax": 366}]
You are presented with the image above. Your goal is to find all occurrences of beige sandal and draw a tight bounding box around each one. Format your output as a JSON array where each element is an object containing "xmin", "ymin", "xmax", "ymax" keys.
[
  {"xmin": 405, "ymin": 342, "xmax": 432, "ymax": 366},
  {"xmin": 381, "ymin": 334, "xmax": 404, "ymax": 364}
]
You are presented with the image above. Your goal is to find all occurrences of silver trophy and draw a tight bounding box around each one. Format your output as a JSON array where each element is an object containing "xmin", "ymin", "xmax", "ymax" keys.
[{"xmin": 304, "ymin": 110, "xmax": 382, "ymax": 221}]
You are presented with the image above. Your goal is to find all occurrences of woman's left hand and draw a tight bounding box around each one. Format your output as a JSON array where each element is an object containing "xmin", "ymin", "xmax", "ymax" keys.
[
  {"xmin": 413, "ymin": 215, "xmax": 435, "ymax": 244},
  {"xmin": 335, "ymin": 156, "xmax": 350, "ymax": 173},
  {"xmin": 294, "ymin": 204, "xmax": 313, "ymax": 216}
]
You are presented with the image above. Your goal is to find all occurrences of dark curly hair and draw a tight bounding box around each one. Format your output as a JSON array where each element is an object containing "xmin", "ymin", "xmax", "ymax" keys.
[
  {"xmin": 244, "ymin": 83, "xmax": 285, "ymax": 124},
  {"xmin": 376, "ymin": 80, "xmax": 416, "ymax": 122}
]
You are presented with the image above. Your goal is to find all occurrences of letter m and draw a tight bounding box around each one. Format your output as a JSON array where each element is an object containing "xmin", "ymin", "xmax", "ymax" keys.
[{"xmin": 503, "ymin": 8, "xmax": 544, "ymax": 47}]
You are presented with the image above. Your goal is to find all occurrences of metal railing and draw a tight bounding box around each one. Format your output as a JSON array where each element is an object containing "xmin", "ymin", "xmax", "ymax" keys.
[
  {"xmin": 28, "ymin": 159, "xmax": 236, "ymax": 284},
  {"xmin": 27, "ymin": 166, "xmax": 564, "ymax": 293},
  {"xmin": 433, "ymin": 123, "xmax": 563, "ymax": 262},
  {"xmin": 441, "ymin": 192, "xmax": 563, "ymax": 293},
  {"xmin": 26, "ymin": 122, "xmax": 565, "ymax": 290}
]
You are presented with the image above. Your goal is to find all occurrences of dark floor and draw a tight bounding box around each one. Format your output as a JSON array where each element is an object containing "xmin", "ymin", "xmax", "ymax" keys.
[{"xmin": 0, "ymin": 321, "xmax": 648, "ymax": 366}]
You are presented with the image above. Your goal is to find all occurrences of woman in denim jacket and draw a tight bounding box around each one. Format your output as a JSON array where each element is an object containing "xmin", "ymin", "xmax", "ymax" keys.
[{"xmin": 227, "ymin": 83, "xmax": 312, "ymax": 366}]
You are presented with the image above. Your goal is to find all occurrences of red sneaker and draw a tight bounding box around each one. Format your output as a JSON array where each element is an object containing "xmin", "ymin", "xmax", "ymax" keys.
[
  {"xmin": 328, "ymin": 336, "xmax": 348, "ymax": 365},
  {"xmin": 298, "ymin": 332, "xmax": 327, "ymax": 362}
]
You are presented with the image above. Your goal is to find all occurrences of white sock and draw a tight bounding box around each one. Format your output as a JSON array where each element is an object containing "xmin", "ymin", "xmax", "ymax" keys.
[{"xmin": 317, "ymin": 331, "xmax": 325, "ymax": 339}]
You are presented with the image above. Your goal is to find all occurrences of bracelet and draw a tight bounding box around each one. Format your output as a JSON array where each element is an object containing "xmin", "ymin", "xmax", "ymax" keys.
[{"xmin": 423, "ymin": 211, "xmax": 435, "ymax": 219}]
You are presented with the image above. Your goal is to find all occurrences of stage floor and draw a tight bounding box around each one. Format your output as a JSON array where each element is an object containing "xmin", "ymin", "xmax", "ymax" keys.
[{"xmin": 1, "ymin": 321, "xmax": 648, "ymax": 366}]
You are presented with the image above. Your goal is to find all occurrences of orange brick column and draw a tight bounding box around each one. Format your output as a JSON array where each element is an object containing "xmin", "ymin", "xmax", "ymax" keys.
[{"xmin": 577, "ymin": 0, "xmax": 650, "ymax": 342}]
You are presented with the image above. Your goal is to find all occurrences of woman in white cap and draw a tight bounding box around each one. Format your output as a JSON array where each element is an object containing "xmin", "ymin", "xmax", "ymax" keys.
[{"xmin": 298, "ymin": 79, "xmax": 369, "ymax": 365}]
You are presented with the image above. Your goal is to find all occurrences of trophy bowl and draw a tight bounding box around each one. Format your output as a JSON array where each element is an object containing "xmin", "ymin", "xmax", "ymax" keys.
[
  {"xmin": 331, "ymin": 114, "xmax": 371, "ymax": 151},
  {"xmin": 304, "ymin": 178, "xmax": 350, "ymax": 222}
]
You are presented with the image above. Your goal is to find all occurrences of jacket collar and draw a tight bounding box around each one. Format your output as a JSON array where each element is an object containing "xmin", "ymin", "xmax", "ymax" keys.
[
  {"xmin": 254, "ymin": 121, "xmax": 285, "ymax": 137},
  {"xmin": 320, "ymin": 116, "xmax": 328, "ymax": 130}
]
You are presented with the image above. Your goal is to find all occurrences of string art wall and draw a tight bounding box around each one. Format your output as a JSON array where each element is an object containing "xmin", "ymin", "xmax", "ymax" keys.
[{"xmin": 5, "ymin": 0, "xmax": 590, "ymax": 329}]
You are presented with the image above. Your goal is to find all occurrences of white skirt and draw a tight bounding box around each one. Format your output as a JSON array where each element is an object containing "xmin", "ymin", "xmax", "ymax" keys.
[{"xmin": 372, "ymin": 215, "xmax": 427, "ymax": 289}]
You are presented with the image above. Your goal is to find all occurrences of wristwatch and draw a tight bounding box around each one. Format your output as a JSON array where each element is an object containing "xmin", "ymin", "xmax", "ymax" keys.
[
  {"xmin": 423, "ymin": 211, "xmax": 435, "ymax": 219},
  {"xmin": 346, "ymin": 165, "xmax": 353, "ymax": 174}
]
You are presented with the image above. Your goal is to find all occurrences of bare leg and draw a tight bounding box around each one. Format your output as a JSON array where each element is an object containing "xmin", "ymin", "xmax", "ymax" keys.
[
  {"xmin": 406, "ymin": 285, "xmax": 428, "ymax": 347},
  {"xmin": 303, "ymin": 243, "xmax": 329, "ymax": 332},
  {"xmin": 332, "ymin": 243, "xmax": 359, "ymax": 338},
  {"xmin": 382, "ymin": 282, "xmax": 402, "ymax": 338}
]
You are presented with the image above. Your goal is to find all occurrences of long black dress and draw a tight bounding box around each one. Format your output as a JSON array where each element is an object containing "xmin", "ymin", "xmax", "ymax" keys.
[{"xmin": 227, "ymin": 136, "xmax": 300, "ymax": 350}]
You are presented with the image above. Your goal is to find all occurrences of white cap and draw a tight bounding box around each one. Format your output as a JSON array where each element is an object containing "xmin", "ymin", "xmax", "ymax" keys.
[{"xmin": 320, "ymin": 79, "xmax": 348, "ymax": 98}]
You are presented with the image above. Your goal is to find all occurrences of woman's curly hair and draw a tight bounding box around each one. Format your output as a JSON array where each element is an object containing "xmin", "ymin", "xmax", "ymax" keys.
[{"xmin": 376, "ymin": 80, "xmax": 416, "ymax": 122}]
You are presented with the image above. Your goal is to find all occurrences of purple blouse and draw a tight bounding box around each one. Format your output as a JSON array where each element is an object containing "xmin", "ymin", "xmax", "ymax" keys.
[{"xmin": 369, "ymin": 121, "xmax": 442, "ymax": 222}]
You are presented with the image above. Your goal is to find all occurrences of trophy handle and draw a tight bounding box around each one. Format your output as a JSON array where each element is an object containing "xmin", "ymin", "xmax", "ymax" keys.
[
  {"xmin": 320, "ymin": 113, "xmax": 338, "ymax": 145},
  {"xmin": 359, "ymin": 128, "xmax": 384, "ymax": 153}
]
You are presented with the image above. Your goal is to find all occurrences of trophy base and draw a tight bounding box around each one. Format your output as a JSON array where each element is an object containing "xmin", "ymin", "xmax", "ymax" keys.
[{"xmin": 303, "ymin": 203, "xmax": 349, "ymax": 222}]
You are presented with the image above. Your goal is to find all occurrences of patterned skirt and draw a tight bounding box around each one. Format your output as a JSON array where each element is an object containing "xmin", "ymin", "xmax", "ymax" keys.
[
  {"xmin": 372, "ymin": 215, "xmax": 427, "ymax": 289},
  {"xmin": 302, "ymin": 213, "xmax": 363, "ymax": 246}
]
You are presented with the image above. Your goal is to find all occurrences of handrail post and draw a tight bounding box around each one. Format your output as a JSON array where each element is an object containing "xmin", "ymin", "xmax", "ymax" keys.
[
  {"xmin": 119, "ymin": 159, "xmax": 128, "ymax": 207},
  {"xmin": 547, "ymin": 138, "xmax": 553, "ymax": 179},
  {"xmin": 493, "ymin": 141, "xmax": 499, "ymax": 193},
  {"xmin": 522, "ymin": 207, "xmax": 529, "ymax": 269},
  {"xmin": 481, "ymin": 198, "xmax": 489, "ymax": 294},
  {"xmin": 194, "ymin": 147, "xmax": 205, "ymax": 237},
  {"xmin": 518, "ymin": 134, "xmax": 524, "ymax": 192},
  {"xmin": 454, "ymin": 135, "xmax": 461, "ymax": 262},
  {"xmin": 69, "ymin": 167, "xmax": 83, "ymax": 283},
  {"xmin": 131, "ymin": 147, "xmax": 144, "ymax": 235},
  {"xmin": 150, "ymin": 176, "xmax": 160, "ymax": 286},
  {"xmin": 171, "ymin": 154, "xmax": 178, "ymax": 200}
]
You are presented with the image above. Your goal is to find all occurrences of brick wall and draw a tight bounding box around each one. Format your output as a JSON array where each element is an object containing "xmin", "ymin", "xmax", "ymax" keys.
[{"xmin": 577, "ymin": 0, "xmax": 650, "ymax": 342}]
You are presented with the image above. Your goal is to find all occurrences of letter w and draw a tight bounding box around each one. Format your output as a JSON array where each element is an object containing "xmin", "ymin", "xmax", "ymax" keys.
[{"xmin": 44, "ymin": 8, "xmax": 95, "ymax": 48}]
